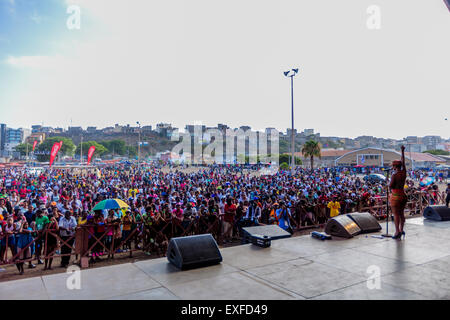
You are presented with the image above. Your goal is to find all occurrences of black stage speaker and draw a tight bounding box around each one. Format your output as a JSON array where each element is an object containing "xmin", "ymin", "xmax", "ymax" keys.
[
  {"xmin": 242, "ymin": 225, "xmax": 292, "ymax": 241},
  {"xmin": 325, "ymin": 215, "xmax": 361, "ymax": 238},
  {"xmin": 167, "ymin": 234, "xmax": 222, "ymax": 270},
  {"xmin": 347, "ymin": 212, "xmax": 382, "ymax": 233},
  {"xmin": 423, "ymin": 206, "xmax": 450, "ymax": 221}
]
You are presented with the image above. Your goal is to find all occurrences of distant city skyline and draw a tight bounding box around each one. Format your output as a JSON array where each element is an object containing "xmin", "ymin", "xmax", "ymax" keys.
[
  {"xmin": 1, "ymin": 0, "xmax": 449, "ymax": 140},
  {"xmin": 2, "ymin": 121, "xmax": 449, "ymax": 142},
  {"xmin": 1, "ymin": 120, "xmax": 449, "ymax": 159}
]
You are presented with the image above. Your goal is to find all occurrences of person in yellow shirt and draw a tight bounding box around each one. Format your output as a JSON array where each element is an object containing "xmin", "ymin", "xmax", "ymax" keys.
[
  {"xmin": 78, "ymin": 212, "xmax": 88, "ymax": 225},
  {"xmin": 122, "ymin": 211, "xmax": 134, "ymax": 251},
  {"xmin": 128, "ymin": 188, "xmax": 139, "ymax": 198},
  {"xmin": 327, "ymin": 198, "xmax": 341, "ymax": 218}
]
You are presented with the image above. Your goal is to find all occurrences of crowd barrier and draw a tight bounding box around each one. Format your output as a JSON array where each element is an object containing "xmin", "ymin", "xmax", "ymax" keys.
[{"xmin": 0, "ymin": 190, "xmax": 442, "ymax": 270}]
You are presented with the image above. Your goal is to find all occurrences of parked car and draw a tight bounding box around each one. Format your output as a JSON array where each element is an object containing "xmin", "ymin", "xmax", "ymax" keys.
[{"xmin": 363, "ymin": 173, "xmax": 386, "ymax": 184}]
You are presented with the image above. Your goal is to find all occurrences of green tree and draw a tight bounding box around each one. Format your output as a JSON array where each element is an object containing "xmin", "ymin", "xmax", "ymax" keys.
[
  {"xmin": 100, "ymin": 140, "xmax": 127, "ymax": 156},
  {"xmin": 75, "ymin": 141, "xmax": 108, "ymax": 158},
  {"xmin": 322, "ymin": 140, "xmax": 344, "ymax": 149},
  {"xmin": 423, "ymin": 149, "xmax": 450, "ymax": 156},
  {"xmin": 279, "ymin": 154, "xmax": 302, "ymax": 167},
  {"xmin": 35, "ymin": 137, "xmax": 76, "ymax": 162},
  {"xmin": 301, "ymin": 140, "xmax": 321, "ymax": 170},
  {"xmin": 14, "ymin": 143, "xmax": 33, "ymax": 156},
  {"xmin": 280, "ymin": 162, "xmax": 289, "ymax": 170},
  {"xmin": 126, "ymin": 145, "xmax": 138, "ymax": 158}
]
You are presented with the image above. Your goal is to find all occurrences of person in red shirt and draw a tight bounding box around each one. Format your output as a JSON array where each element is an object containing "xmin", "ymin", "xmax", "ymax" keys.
[
  {"xmin": 222, "ymin": 198, "xmax": 236, "ymax": 243},
  {"xmin": 19, "ymin": 185, "xmax": 29, "ymax": 199},
  {"xmin": 172, "ymin": 203, "xmax": 184, "ymax": 221}
]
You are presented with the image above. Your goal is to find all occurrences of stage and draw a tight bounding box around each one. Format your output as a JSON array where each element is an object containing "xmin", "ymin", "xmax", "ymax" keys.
[{"xmin": 1, "ymin": 217, "xmax": 450, "ymax": 300}]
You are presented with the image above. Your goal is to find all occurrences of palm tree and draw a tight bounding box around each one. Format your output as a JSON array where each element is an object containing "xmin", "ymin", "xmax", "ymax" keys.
[{"xmin": 301, "ymin": 140, "xmax": 321, "ymax": 170}]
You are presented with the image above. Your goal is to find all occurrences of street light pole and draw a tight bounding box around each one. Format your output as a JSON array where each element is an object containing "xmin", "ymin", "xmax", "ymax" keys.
[
  {"xmin": 80, "ymin": 135, "xmax": 83, "ymax": 165},
  {"xmin": 137, "ymin": 121, "xmax": 141, "ymax": 170},
  {"xmin": 290, "ymin": 75, "xmax": 295, "ymax": 173},
  {"xmin": 284, "ymin": 68, "xmax": 299, "ymax": 174}
]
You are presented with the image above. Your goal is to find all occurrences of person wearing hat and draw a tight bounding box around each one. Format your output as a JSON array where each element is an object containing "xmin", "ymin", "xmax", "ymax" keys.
[
  {"xmin": 268, "ymin": 202, "xmax": 279, "ymax": 225},
  {"xmin": 389, "ymin": 145, "xmax": 407, "ymax": 240}
]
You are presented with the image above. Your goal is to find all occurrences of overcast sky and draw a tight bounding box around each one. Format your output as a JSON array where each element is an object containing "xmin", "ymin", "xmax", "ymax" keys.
[{"xmin": 0, "ymin": 0, "xmax": 449, "ymax": 140}]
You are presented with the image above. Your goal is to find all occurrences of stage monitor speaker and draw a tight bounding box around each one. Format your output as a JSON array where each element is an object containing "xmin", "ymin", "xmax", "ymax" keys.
[
  {"xmin": 242, "ymin": 225, "xmax": 292, "ymax": 242},
  {"xmin": 347, "ymin": 212, "xmax": 382, "ymax": 233},
  {"xmin": 167, "ymin": 234, "xmax": 222, "ymax": 270},
  {"xmin": 423, "ymin": 206, "xmax": 450, "ymax": 221},
  {"xmin": 325, "ymin": 215, "xmax": 362, "ymax": 238}
]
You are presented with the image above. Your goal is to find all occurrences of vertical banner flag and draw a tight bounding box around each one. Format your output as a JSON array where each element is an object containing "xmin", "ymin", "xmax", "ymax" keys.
[
  {"xmin": 49, "ymin": 142, "xmax": 62, "ymax": 167},
  {"xmin": 87, "ymin": 146, "xmax": 96, "ymax": 165},
  {"xmin": 32, "ymin": 141, "xmax": 38, "ymax": 151}
]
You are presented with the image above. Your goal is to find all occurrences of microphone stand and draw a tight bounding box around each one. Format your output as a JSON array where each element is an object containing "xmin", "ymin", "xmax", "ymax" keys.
[{"xmin": 382, "ymin": 168, "xmax": 392, "ymax": 237}]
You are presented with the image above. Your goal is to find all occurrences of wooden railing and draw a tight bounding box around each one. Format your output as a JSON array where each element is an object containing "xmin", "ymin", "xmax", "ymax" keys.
[{"xmin": 0, "ymin": 190, "xmax": 435, "ymax": 271}]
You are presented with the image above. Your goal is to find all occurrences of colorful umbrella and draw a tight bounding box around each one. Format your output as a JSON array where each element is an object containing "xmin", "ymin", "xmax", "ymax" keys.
[
  {"xmin": 420, "ymin": 176, "xmax": 435, "ymax": 187},
  {"xmin": 92, "ymin": 199, "xmax": 129, "ymax": 211}
]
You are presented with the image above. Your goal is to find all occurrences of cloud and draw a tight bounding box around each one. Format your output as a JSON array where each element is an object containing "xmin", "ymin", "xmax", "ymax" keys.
[{"xmin": 3, "ymin": 0, "xmax": 450, "ymax": 139}]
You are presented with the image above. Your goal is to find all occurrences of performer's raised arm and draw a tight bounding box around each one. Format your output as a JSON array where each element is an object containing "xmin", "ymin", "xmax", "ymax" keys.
[{"xmin": 400, "ymin": 145, "xmax": 406, "ymax": 171}]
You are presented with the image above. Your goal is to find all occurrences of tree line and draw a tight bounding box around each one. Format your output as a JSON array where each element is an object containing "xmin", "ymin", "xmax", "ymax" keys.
[
  {"xmin": 14, "ymin": 138, "xmax": 138, "ymax": 162},
  {"xmin": 15, "ymin": 137, "xmax": 323, "ymax": 168}
]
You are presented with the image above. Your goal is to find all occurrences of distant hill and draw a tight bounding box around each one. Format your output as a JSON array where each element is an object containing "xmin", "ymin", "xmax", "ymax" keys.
[{"xmin": 49, "ymin": 132, "xmax": 178, "ymax": 156}]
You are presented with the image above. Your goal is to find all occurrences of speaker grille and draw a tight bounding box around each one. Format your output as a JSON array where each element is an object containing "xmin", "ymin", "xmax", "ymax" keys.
[
  {"xmin": 176, "ymin": 236, "xmax": 218, "ymax": 263},
  {"xmin": 347, "ymin": 212, "xmax": 382, "ymax": 233},
  {"xmin": 424, "ymin": 206, "xmax": 450, "ymax": 221},
  {"xmin": 167, "ymin": 234, "xmax": 222, "ymax": 269},
  {"xmin": 325, "ymin": 215, "xmax": 361, "ymax": 238}
]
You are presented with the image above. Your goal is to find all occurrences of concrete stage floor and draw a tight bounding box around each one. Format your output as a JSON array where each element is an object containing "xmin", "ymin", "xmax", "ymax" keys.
[{"xmin": 2, "ymin": 217, "xmax": 450, "ymax": 300}]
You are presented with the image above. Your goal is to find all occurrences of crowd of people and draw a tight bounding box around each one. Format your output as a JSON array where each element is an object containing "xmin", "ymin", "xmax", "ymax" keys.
[{"xmin": 0, "ymin": 163, "xmax": 448, "ymax": 275}]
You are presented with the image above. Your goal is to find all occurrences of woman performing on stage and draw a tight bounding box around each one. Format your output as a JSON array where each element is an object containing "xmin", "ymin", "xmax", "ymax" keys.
[{"xmin": 390, "ymin": 145, "xmax": 407, "ymax": 239}]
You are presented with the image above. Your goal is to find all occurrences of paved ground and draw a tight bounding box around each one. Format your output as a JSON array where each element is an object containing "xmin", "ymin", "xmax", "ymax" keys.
[{"xmin": 1, "ymin": 216, "xmax": 450, "ymax": 300}]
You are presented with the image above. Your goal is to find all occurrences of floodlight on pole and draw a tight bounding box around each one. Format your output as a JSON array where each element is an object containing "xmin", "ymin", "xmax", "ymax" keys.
[
  {"xmin": 284, "ymin": 68, "xmax": 299, "ymax": 174},
  {"xmin": 137, "ymin": 121, "xmax": 141, "ymax": 169}
]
